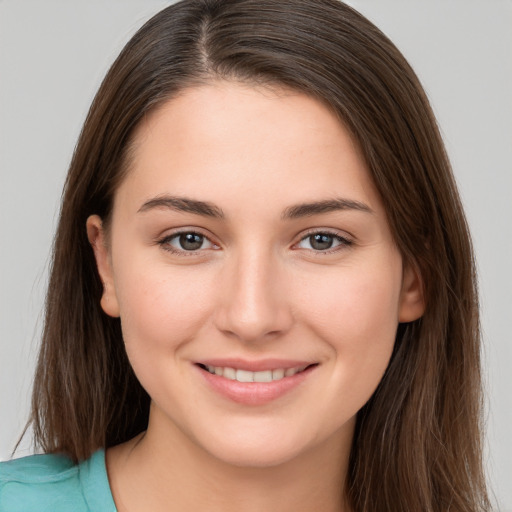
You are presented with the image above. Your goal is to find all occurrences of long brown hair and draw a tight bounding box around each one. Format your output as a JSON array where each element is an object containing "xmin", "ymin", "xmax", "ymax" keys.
[{"xmin": 24, "ymin": 1, "xmax": 490, "ymax": 510}]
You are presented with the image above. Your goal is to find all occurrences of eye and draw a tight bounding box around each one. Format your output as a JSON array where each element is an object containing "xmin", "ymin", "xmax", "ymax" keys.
[
  {"xmin": 296, "ymin": 231, "xmax": 352, "ymax": 252},
  {"xmin": 159, "ymin": 231, "xmax": 217, "ymax": 254}
]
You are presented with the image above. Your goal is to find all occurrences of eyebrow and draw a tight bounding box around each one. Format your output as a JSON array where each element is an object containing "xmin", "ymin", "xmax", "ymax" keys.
[
  {"xmin": 137, "ymin": 195, "xmax": 373, "ymax": 219},
  {"xmin": 138, "ymin": 196, "xmax": 225, "ymax": 218},
  {"xmin": 281, "ymin": 198, "xmax": 373, "ymax": 219}
]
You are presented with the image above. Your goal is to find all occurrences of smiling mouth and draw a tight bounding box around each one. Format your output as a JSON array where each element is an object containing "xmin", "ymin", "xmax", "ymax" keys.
[{"xmin": 197, "ymin": 363, "xmax": 317, "ymax": 383}]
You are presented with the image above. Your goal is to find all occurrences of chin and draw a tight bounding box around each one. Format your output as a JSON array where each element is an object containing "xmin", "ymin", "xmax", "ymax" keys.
[
  {"xmin": 207, "ymin": 439, "xmax": 306, "ymax": 469},
  {"xmin": 194, "ymin": 421, "xmax": 323, "ymax": 469}
]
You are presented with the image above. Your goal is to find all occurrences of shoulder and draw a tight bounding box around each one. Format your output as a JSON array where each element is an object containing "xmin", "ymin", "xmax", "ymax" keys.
[
  {"xmin": 0, "ymin": 452, "xmax": 84, "ymax": 512},
  {"xmin": 0, "ymin": 450, "xmax": 116, "ymax": 512}
]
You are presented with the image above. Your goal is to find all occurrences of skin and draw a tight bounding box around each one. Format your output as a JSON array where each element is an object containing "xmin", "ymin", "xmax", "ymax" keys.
[{"xmin": 87, "ymin": 81, "xmax": 424, "ymax": 512}]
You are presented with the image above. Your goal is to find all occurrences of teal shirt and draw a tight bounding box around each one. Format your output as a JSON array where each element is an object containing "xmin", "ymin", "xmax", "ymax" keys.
[{"xmin": 0, "ymin": 449, "xmax": 117, "ymax": 511}]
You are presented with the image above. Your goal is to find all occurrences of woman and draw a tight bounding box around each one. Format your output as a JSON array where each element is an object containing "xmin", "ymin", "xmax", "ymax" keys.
[{"xmin": 0, "ymin": 0, "xmax": 490, "ymax": 511}]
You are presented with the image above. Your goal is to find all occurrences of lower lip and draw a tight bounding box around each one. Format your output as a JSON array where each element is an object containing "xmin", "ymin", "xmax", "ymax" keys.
[{"xmin": 196, "ymin": 365, "xmax": 316, "ymax": 406}]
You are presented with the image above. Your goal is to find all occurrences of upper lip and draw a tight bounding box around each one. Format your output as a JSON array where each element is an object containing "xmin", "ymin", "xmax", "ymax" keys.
[{"xmin": 196, "ymin": 358, "xmax": 316, "ymax": 372}]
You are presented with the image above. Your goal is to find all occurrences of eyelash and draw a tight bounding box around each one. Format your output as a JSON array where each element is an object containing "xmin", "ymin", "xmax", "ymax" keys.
[
  {"xmin": 157, "ymin": 230, "xmax": 216, "ymax": 257},
  {"xmin": 296, "ymin": 229, "xmax": 354, "ymax": 255},
  {"xmin": 157, "ymin": 229, "xmax": 353, "ymax": 256}
]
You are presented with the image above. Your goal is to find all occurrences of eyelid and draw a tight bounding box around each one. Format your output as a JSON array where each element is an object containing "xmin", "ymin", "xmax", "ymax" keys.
[
  {"xmin": 155, "ymin": 227, "xmax": 354, "ymax": 257},
  {"xmin": 293, "ymin": 228, "xmax": 354, "ymax": 254},
  {"xmin": 157, "ymin": 228, "xmax": 220, "ymax": 255}
]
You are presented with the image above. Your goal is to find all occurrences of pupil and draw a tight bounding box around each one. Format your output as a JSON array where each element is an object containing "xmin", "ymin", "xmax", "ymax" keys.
[
  {"xmin": 179, "ymin": 233, "xmax": 203, "ymax": 251},
  {"xmin": 311, "ymin": 233, "xmax": 333, "ymax": 250}
]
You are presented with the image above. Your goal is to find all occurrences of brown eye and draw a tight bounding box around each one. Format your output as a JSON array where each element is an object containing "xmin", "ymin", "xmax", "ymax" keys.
[
  {"xmin": 178, "ymin": 233, "xmax": 204, "ymax": 251},
  {"xmin": 296, "ymin": 231, "xmax": 352, "ymax": 252},
  {"xmin": 160, "ymin": 231, "xmax": 216, "ymax": 253},
  {"xmin": 309, "ymin": 233, "xmax": 335, "ymax": 250}
]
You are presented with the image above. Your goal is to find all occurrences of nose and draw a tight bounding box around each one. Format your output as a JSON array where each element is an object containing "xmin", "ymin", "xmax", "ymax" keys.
[{"xmin": 213, "ymin": 247, "xmax": 294, "ymax": 343}]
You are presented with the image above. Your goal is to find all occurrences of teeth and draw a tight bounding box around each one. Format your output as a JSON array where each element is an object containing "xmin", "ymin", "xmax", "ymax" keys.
[
  {"xmin": 254, "ymin": 370, "xmax": 272, "ymax": 383},
  {"xmin": 272, "ymin": 368, "xmax": 285, "ymax": 380},
  {"xmin": 223, "ymin": 367, "xmax": 236, "ymax": 380},
  {"xmin": 203, "ymin": 365, "xmax": 309, "ymax": 382},
  {"xmin": 236, "ymin": 369, "xmax": 254, "ymax": 382}
]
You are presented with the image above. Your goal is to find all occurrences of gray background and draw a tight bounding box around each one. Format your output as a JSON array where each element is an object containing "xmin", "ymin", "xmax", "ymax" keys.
[{"xmin": 1, "ymin": 1, "xmax": 511, "ymax": 509}]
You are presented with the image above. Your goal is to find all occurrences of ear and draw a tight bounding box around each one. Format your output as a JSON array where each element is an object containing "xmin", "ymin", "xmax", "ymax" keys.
[
  {"xmin": 86, "ymin": 215, "xmax": 120, "ymax": 318},
  {"xmin": 398, "ymin": 263, "xmax": 425, "ymax": 323}
]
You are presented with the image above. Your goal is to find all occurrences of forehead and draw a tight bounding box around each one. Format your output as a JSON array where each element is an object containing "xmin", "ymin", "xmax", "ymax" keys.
[{"xmin": 115, "ymin": 81, "xmax": 382, "ymax": 217}]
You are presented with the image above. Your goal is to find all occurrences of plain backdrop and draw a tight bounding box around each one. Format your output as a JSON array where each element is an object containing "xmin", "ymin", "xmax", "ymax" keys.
[{"xmin": 1, "ymin": 1, "xmax": 511, "ymax": 509}]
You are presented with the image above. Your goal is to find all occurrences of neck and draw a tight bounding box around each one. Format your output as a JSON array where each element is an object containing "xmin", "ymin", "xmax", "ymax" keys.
[{"xmin": 107, "ymin": 407, "xmax": 354, "ymax": 512}]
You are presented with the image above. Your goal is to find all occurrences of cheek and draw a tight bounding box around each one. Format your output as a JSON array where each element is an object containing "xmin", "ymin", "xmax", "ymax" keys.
[
  {"xmin": 300, "ymin": 263, "xmax": 402, "ymax": 337},
  {"xmin": 298, "ymin": 260, "xmax": 402, "ymax": 403},
  {"xmin": 113, "ymin": 259, "xmax": 216, "ymax": 358}
]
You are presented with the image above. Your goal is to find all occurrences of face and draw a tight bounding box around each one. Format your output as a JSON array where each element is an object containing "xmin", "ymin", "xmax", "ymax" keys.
[{"xmin": 88, "ymin": 82, "xmax": 423, "ymax": 468}]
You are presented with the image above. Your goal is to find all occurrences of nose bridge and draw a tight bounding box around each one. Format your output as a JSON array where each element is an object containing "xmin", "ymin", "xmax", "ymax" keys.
[{"xmin": 215, "ymin": 243, "xmax": 292, "ymax": 342}]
